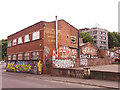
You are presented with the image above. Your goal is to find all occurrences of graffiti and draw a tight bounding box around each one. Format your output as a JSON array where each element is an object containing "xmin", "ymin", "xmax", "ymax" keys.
[
  {"xmin": 46, "ymin": 59, "xmax": 52, "ymax": 68},
  {"xmin": 37, "ymin": 61, "xmax": 42, "ymax": 72},
  {"xmin": 80, "ymin": 55, "xmax": 91, "ymax": 59},
  {"xmin": 82, "ymin": 47, "xmax": 97, "ymax": 55},
  {"xmin": 52, "ymin": 59, "xmax": 75, "ymax": 68},
  {"xmin": 75, "ymin": 70, "xmax": 84, "ymax": 78},
  {"xmin": 44, "ymin": 46, "xmax": 50, "ymax": 58},
  {"xmin": 53, "ymin": 46, "xmax": 77, "ymax": 59},
  {"xmin": 6, "ymin": 60, "xmax": 42, "ymax": 74},
  {"xmin": 80, "ymin": 54, "xmax": 98, "ymax": 66},
  {"xmin": 80, "ymin": 59, "xmax": 88, "ymax": 66}
]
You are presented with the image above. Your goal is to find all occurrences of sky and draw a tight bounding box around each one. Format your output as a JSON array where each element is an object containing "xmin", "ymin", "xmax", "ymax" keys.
[{"xmin": 0, "ymin": 0, "xmax": 119, "ymax": 39}]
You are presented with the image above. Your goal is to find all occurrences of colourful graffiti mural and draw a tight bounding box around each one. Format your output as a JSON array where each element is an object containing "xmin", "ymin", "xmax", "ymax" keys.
[{"xmin": 6, "ymin": 60, "xmax": 42, "ymax": 74}]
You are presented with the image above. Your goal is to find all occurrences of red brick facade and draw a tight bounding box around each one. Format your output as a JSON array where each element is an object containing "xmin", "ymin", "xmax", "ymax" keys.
[{"xmin": 7, "ymin": 20, "xmax": 79, "ymax": 74}]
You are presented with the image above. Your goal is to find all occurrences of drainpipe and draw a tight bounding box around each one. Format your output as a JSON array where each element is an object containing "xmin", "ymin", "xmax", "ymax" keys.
[
  {"xmin": 55, "ymin": 16, "xmax": 58, "ymax": 50},
  {"xmin": 78, "ymin": 30, "xmax": 80, "ymax": 58},
  {"xmin": 43, "ymin": 22, "xmax": 45, "ymax": 74}
]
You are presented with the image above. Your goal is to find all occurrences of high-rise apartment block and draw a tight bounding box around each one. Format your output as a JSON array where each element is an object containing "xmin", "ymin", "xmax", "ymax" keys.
[{"xmin": 80, "ymin": 27, "xmax": 108, "ymax": 49}]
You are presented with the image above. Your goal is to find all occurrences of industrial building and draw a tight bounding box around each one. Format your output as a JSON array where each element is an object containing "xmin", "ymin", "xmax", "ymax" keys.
[{"xmin": 7, "ymin": 17, "xmax": 79, "ymax": 74}]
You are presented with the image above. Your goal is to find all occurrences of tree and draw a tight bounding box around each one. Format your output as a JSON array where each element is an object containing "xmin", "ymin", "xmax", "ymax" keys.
[
  {"xmin": 108, "ymin": 32, "xmax": 120, "ymax": 49},
  {"xmin": 79, "ymin": 32, "xmax": 94, "ymax": 44},
  {"xmin": 2, "ymin": 39, "xmax": 7, "ymax": 61}
]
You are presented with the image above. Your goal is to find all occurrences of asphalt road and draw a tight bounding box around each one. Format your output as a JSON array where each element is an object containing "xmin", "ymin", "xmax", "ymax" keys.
[{"xmin": 2, "ymin": 71, "xmax": 102, "ymax": 88}]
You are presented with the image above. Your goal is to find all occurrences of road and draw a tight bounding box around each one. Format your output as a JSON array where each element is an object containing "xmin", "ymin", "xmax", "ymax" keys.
[{"xmin": 2, "ymin": 71, "xmax": 101, "ymax": 88}]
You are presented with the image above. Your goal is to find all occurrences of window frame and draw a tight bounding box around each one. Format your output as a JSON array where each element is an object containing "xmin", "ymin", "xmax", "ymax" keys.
[
  {"xmin": 24, "ymin": 52, "xmax": 29, "ymax": 60},
  {"xmin": 71, "ymin": 36, "xmax": 76, "ymax": 43},
  {"xmin": 8, "ymin": 55, "xmax": 11, "ymax": 60},
  {"xmin": 18, "ymin": 37, "xmax": 23, "ymax": 44},
  {"xmin": 18, "ymin": 53, "xmax": 22, "ymax": 60},
  {"xmin": 12, "ymin": 54, "xmax": 16, "ymax": 60},
  {"xmin": 24, "ymin": 34, "xmax": 30, "ymax": 43},
  {"xmin": 13, "ymin": 39, "xmax": 17, "ymax": 46},
  {"xmin": 32, "ymin": 51, "xmax": 39, "ymax": 60},
  {"xmin": 32, "ymin": 31, "xmax": 40, "ymax": 41},
  {"xmin": 8, "ymin": 41, "xmax": 12, "ymax": 47}
]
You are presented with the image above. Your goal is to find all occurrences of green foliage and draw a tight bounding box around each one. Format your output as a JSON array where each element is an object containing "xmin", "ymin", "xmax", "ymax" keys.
[
  {"xmin": 108, "ymin": 32, "xmax": 120, "ymax": 49},
  {"xmin": 79, "ymin": 32, "xmax": 94, "ymax": 44},
  {"xmin": 2, "ymin": 39, "xmax": 7, "ymax": 60}
]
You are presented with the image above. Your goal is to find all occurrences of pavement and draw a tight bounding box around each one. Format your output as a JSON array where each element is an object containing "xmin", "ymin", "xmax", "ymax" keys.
[{"xmin": 73, "ymin": 64, "xmax": 119, "ymax": 73}]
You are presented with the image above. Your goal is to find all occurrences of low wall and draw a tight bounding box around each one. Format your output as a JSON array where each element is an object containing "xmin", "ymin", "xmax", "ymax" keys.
[
  {"xmin": 6, "ymin": 60, "xmax": 42, "ymax": 74},
  {"xmin": 51, "ymin": 68, "xmax": 84, "ymax": 78},
  {"xmin": 90, "ymin": 70, "xmax": 120, "ymax": 81},
  {"xmin": 51, "ymin": 68, "xmax": 120, "ymax": 82}
]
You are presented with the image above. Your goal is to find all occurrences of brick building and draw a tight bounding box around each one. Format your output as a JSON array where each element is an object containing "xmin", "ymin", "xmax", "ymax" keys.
[
  {"xmin": 7, "ymin": 18, "xmax": 79, "ymax": 74},
  {"xmin": 79, "ymin": 27, "xmax": 108, "ymax": 49}
]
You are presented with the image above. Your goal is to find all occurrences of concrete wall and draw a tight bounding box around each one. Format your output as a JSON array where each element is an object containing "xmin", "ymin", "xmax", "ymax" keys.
[{"xmin": 51, "ymin": 68, "xmax": 120, "ymax": 82}]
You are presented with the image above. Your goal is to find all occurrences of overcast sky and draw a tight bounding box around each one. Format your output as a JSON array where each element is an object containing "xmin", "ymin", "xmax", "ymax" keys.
[{"xmin": 0, "ymin": 0, "xmax": 119, "ymax": 39}]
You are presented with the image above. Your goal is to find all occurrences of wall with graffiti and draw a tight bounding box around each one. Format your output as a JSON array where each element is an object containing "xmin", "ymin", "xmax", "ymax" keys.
[
  {"xmin": 52, "ymin": 46, "xmax": 77, "ymax": 68},
  {"xmin": 80, "ymin": 42, "xmax": 98, "ymax": 66},
  {"xmin": 6, "ymin": 60, "xmax": 42, "ymax": 74}
]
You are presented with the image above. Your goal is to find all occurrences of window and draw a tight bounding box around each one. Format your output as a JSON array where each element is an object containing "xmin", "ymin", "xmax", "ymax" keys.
[
  {"xmin": 18, "ymin": 37, "xmax": 23, "ymax": 44},
  {"xmin": 24, "ymin": 52, "xmax": 29, "ymax": 60},
  {"xmin": 13, "ymin": 39, "xmax": 17, "ymax": 46},
  {"xmin": 8, "ymin": 55, "xmax": 11, "ymax": 60},
  {"xmin": 99, "ymin": 31, "xmax": 102, "ymax": 34},
  {"xmin": 32, "ymin": 31, "xmax": 40, "ymax": 40},
  {"xmin": 32, "ymin": 51, "xmax": 39, "ymax": 59},
  {"xmin": 103, "ymin": 42, "xmax": 106, "ymax": 45},
  {"xmin": 103, "ymin": 37, "xmax": 106, "ymax": 40},
  {"xmin": 99, "ymin": 36, "xmax": 102, "ymax": 39},
  {"xmin": 8, "ymin": 41, "xmax": 11, "ymax": 47},
  {"xmin": 18, "ymin": 53, "xmax": 22, "ymax": 60},
  {"xmin": 94, "ymin": 41, "xmax": 97, "ymax": 44},
  {"xmin": 24, "ymin": 34, "xmax": 30, "ymax": 43},
  {"xmin": 93, "ymin": 30, "xmax": 97, "ymax": 34},
  {"xmin": 13, "ymin": 54, "xmax": 16, "ymax": 60},
  {"xmin": 71, "ymin": 36, "xmax": 76, "ymax": 43},
  {"xmin": 93, "ymin": 36, "xmax": 97, "ymax": 39},
  {"xmin": 99, "ymin": 41, "xmax": 102, "ymax": 44},
  {"xmin": 102, "ymin": 32, "xmax": 106, "ymax": 35}
]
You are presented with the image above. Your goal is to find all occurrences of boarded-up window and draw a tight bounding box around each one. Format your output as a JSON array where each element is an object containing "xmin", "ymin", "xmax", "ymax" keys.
[
  {"xmin": 24, "ymin": 52, "xmax": 29, "ymax": 60},
  {"xmin": 13, "ymin": 54, "xmax": 16, "ymax": 60},
  {"xmin": 32, "ymin": 51, "xmax": 39, "ymax": 59},
  {"xmin": 18, "ymin": 53, "xmax": 22, "ymax": 60},
  {"xmin": 32, "ymin": 31, "xmax": 40, "ymax": 41}
]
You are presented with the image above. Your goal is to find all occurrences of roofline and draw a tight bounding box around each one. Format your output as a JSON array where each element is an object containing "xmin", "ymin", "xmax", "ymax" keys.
[
  {"xmin": 8, "ymin": 19, "xmax": 79, "ymax": 38},
  {"xmin": 44, "ymin": 19, "xmax": 79, "ymax": 31},
  {"xmin": 79, "ymin": 27, "xmax": 108, "ymax": 32},
  {"xmin": 7, "ymin": 21, "xmax": 45, "ymax": 38}
]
